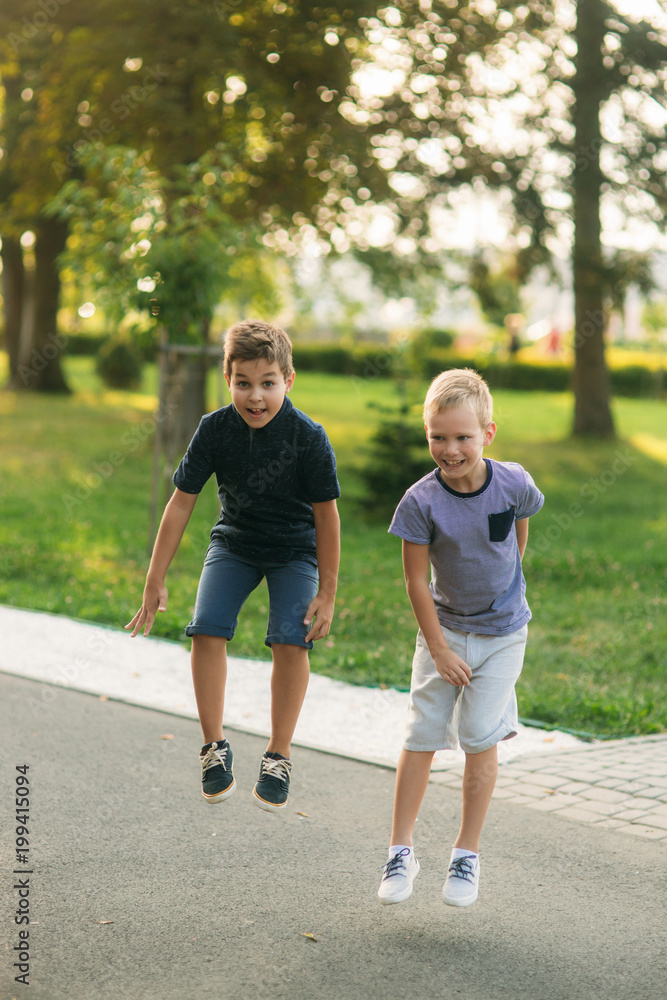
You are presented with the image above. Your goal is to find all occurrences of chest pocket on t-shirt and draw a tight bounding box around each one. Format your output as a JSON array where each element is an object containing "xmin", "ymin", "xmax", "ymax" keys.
[{"xmin": 488, "ymin": 506, "xmax": 515, "ymax": 542}]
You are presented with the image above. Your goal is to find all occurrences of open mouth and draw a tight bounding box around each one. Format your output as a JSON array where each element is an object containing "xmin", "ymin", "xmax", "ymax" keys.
[
  {"xmin": 247, "ymin": 408, "xmax": 266, "ymax": 417},
  {"xmin": 443, "ymin": 459, "xmax": 465, "ymax": 468}
]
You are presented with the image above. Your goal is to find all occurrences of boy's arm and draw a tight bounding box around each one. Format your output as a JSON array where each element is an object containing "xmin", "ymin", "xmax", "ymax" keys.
[
  {"xmin": 402, "ymin": 540, "xmax": 472, "ymax": 687},
  {"xmin": 515, "ymin": 517, "xmax": 529, "ymax": 559},
  {"xmin": 304, "ymin": 499, "xmax": 340, "ymax": 642},
  {"xmin": 126, "ymin": 487, "xmax": 199, "ymax": 637}
]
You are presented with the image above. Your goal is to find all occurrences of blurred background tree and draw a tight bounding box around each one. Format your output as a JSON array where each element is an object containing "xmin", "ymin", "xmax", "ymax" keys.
[
  {"xmin": 350, "ymin": 0, "xmax": 667, "ymax": 436},
  {"xmin": 0, "ymin": 0, "xmax": 390, "ymax": 397},
  {"xmin": 2, "ymin": 0, "xmax": 667, "ymax": 436}
]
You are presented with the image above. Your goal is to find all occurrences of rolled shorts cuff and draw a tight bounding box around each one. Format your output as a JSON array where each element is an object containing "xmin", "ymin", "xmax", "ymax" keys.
[
  {"xmin": 459, "ymin": 722, "xmax": 518, "ymax": 755},
  {"xmin": 264, "ymin": 632, "xmax": 313, "ymax": 650},
  {"xmin": 185, "ymin": 624, "xmax": 234, "ymax": 639},
  {"xmin": 401, "ymin": 739, "xmax": 459, "ymax": 753}
]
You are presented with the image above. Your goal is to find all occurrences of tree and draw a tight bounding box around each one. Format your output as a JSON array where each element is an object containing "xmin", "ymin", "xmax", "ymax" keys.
[
  {"xmin": 0, "ymin": 0, "xmax": 107, "ymax": 391},
  {"xmin": 1, "ymin": 0, "xmax": 393, "ymax": 399},
  {"xmin": 353, "ymin": 0, "xmax": 667, "ymax": 436}
]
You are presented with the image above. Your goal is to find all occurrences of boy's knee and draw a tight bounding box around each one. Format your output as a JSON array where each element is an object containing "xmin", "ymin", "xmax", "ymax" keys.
[{"xmin": 192, "ymin": 633, "xmax": 229, "ymax": 649}]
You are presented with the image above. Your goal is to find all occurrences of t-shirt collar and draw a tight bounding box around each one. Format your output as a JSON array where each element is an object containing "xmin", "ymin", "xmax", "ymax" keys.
[{"xmin": 435, "ymin": 458, "xmax": 493, "ymax": 498}]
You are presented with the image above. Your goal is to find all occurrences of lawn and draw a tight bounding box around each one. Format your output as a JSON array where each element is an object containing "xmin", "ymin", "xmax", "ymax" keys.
[{"xmin": 1, "ymin": 354, "xmax": 665, "ymax": 737}]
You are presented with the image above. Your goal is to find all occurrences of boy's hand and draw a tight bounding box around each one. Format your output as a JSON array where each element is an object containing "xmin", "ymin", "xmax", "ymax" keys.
[
  {"xmin": 125, "ymin": 582, "xmax": 168, "ymax": 638},
  {"xmin": 433, "ymin": 648, "xmax": 472, "ymax": 687},
  {"xmin": 304, "ymin": 592, "xmax": 335, "ymax": 643}
]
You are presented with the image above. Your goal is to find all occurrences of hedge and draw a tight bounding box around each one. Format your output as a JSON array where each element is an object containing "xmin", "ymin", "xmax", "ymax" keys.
[{"xmin": 291, "ymin": 342, "xmax": 664, "ymax": 398}]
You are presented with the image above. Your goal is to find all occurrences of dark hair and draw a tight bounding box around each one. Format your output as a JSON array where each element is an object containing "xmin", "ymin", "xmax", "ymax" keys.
[{"xmin": 223, "ymin": 320, "xmax": 293, "ymax": 379}]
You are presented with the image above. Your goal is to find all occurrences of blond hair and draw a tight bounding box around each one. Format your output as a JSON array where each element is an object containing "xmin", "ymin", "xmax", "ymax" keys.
[
  {"xmin": 423, "ymin": 368, "xmax": 493, "ymax": 427},
  {"xmin": 224, "ymin": 320, "xmax": 293, "ymax": 379}
]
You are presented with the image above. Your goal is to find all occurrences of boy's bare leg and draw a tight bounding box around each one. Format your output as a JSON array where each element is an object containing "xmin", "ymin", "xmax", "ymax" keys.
[
  {"xmin": 267, "ymin": 644, "xmax": 310, "ymax": 758},
  {"xmin": 390, "ymin": 749, "xmax": 436, "ymax": 847},
  {"xmin": 454, "ymin": 745, "xmax": 498, "ymax": 853},
  {"xmin": 190, "ymin": 634, "xmax": 228, "ymax": 744}
]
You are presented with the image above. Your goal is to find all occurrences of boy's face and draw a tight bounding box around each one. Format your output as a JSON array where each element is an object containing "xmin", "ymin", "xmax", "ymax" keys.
[
  {"xmin": 226, "ymin": 357, "xmax": 295, "ymax": 429},
  {"xmin": 425, "ymin": 405, "xmax": 496, "ymax": 492}
]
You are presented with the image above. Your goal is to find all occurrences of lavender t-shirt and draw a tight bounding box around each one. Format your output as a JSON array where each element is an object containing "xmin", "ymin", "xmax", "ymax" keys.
[{"xmin": 389, "ymin": 459, "xmax": 544, "ymax": 636}]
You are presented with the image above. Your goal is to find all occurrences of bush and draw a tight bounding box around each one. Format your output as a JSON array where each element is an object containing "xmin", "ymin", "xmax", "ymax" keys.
[
  {"xmin": 65, "ymin": 333, "xmax": 107, "ymax": 356},
  {"xmin": 358, "ymin": 401, "xmax": 433, "ymax": 519},
  {"xmin": 292, "ymin": 341, "xmax": 407, "ymax": 379},
  {"xmin": 291, "ymin": 341, "xmax": 663, "ymax": 398},
  {"xmin": 610, "ymin": 365, "xmax": 664, "ymax": 398},
  {"xmin": 96, "ymin": 337, "xmax": 143, "ymax": 390}
]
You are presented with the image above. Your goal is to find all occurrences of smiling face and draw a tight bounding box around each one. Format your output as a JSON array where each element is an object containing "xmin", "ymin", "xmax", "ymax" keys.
[
  {"xmin": 225, "ymin": 356, "xmax": 295, "ymax": 428},
  {"xmin": 425, "ymin": 405, "xmax": 496, "ymax": 493}
]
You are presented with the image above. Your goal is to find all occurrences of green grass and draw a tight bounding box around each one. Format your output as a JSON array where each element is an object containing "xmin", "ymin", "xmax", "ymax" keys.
[{"xmin": 1, "ymin": 354, "xmax": 665, "ymax": 738}]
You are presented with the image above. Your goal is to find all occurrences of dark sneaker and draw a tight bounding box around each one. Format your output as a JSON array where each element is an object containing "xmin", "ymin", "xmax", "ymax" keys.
[
  {"xmin": 199, "ymin": 739, "xmax": 236, "ymax": 803},
  {"xmin": 252, "ymin": 752, "xmax": 292, "ymax": 812}
]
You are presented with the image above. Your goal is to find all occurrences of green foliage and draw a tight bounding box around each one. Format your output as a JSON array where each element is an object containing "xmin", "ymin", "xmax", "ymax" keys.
[
  {"xmin": 408, "ymin": 327, "xmax": 456, "ymax": 376},
  {"xmin": 358, "ymin": 397, "xmax": 432, "ymax": 519},
  {"xmin": 292, "ymin": 341, "xmax": 407, "ymax": 379},
  {"xmin": 95, "ymin": 336, "xmax": 143, "ymax": 390},
  {"xmin": 65, "ymin": 333, "xmax": 107, "ymax": 356},
  {"xmin": 291, "ymin": 342, "xmax": 664, "ymax": 399},
  {"xmin": 0, "ymin": 359, "xmax": 666, "ymax": 737},
  {"xmin": 469, "ymin": 256, "xmax": 524, "ymax": 327}
]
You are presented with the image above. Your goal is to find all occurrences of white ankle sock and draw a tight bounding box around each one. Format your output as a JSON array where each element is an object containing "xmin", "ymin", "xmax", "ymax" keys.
[
  {"xmin": 389, "ymin": 844, "xmax": 412, "ymax": 859},
  {"xmin": 451, "ymin": 846, "xmax": 478, "ymax": 861}
]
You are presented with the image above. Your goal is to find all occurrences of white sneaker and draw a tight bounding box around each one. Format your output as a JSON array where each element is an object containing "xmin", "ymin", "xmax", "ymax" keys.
[
  {"xmin": 378, "ymin": 848, "xmax": 420, "ymax": 905},
  {"xmin": 442, "ymin": 853, "xmax": 480, "ymax": 907}
]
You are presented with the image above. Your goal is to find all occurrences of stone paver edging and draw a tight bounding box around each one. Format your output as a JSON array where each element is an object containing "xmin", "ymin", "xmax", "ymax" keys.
[{"xmin": 430, "ymin": 733, "xmax": 667, "ymax": 841}]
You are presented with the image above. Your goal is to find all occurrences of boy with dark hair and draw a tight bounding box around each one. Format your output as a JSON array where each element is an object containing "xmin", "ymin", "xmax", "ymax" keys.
[{"xmin": 127, "ymin": 320, "xmax": 340, "ymax": 812}]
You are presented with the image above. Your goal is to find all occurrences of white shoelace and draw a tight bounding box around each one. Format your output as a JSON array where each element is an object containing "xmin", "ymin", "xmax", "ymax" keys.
[
  {"xmin": 447, "ymin": 856, "xmax": 477, "ymax": 883},
  {"xmin": 381, "ymin": 848, "xmax": 411, "ymax": 881},
  {"xmin": 200, "ymin": 744, "xmax": 229, "ymax": 774},
  {"xmin": 259, "ymin": 756, "xmax": 292, "ymax": 783}
]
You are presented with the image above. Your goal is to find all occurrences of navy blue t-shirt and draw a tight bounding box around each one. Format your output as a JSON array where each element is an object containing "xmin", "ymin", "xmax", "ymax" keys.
[{"xmin": 173, "ymin": 397, "xmax": 340, "ymax": 564}]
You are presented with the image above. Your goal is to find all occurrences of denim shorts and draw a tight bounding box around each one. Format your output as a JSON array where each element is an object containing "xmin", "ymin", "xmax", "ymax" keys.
[
  {"xmin": 185, "ymin": 542, "xmax": 319, "ymax": 649},
  {"xmin": 402, "ymin": 624, "xmax": 528, "ymax": 755}
]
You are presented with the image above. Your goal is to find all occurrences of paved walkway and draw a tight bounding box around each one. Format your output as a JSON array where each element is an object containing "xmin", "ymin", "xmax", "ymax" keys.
[
  {"xmin": 433, "ymin": 735, "xmax": 667, "ymax": 842},
  {"xmin": 1, "ymin": 605, "xmax": 666, "ymax": 845},
  {"xmin": 2, "ymin": 671, "xmax": 666, "ymax": 1000}
]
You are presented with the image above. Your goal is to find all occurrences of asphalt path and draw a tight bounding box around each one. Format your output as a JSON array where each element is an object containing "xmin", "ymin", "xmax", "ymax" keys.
[{"xmin": 1, "ymin": 673, "xmax": 665, "ymax": 1000}]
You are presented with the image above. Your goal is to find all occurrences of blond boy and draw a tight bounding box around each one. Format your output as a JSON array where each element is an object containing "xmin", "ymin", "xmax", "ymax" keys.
[{"xmin": 378, "ymin": 369, "xmax": 543, "ymax": 906}]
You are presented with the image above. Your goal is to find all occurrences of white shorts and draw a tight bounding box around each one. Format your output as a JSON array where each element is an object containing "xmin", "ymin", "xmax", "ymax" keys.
[{"xmin": 402, "ymin": 624, "xmax": 528, "ymax": 755}]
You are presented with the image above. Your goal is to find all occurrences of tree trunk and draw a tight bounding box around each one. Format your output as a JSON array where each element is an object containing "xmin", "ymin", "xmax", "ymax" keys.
[
  {"xmin": 1, "ymin": 236, "xmax": 24, "ymax": 388},
  {"xmin": 571, "ymin": 0, "xmax": 615, "ymax": 437},
  {"xmin": 18, "ymin": 217, "xmax": 71, "ymax": 393},
  {"xmin": 163, "ymin": 348, "xmax": 209, "ymax": 463}
]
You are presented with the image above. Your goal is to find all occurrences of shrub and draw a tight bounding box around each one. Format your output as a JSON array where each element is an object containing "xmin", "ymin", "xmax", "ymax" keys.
[
  {"xmin": 610, "ymin": 365, "xmax": 663, "ymax": 398},
  {"xmin": 291, "ymin": 341, "xmax": 663, "ymax": 398},
  {"xmin": 358, "ymin": 400, "xmax": 433, "ymax": 519},
  {"xmin": 96, "ymin": 337, "xmax": 143, "ymax": 390},
  {"xmin": 65, "ymin": 333, "xmax": 107, "ymax": 356}
]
